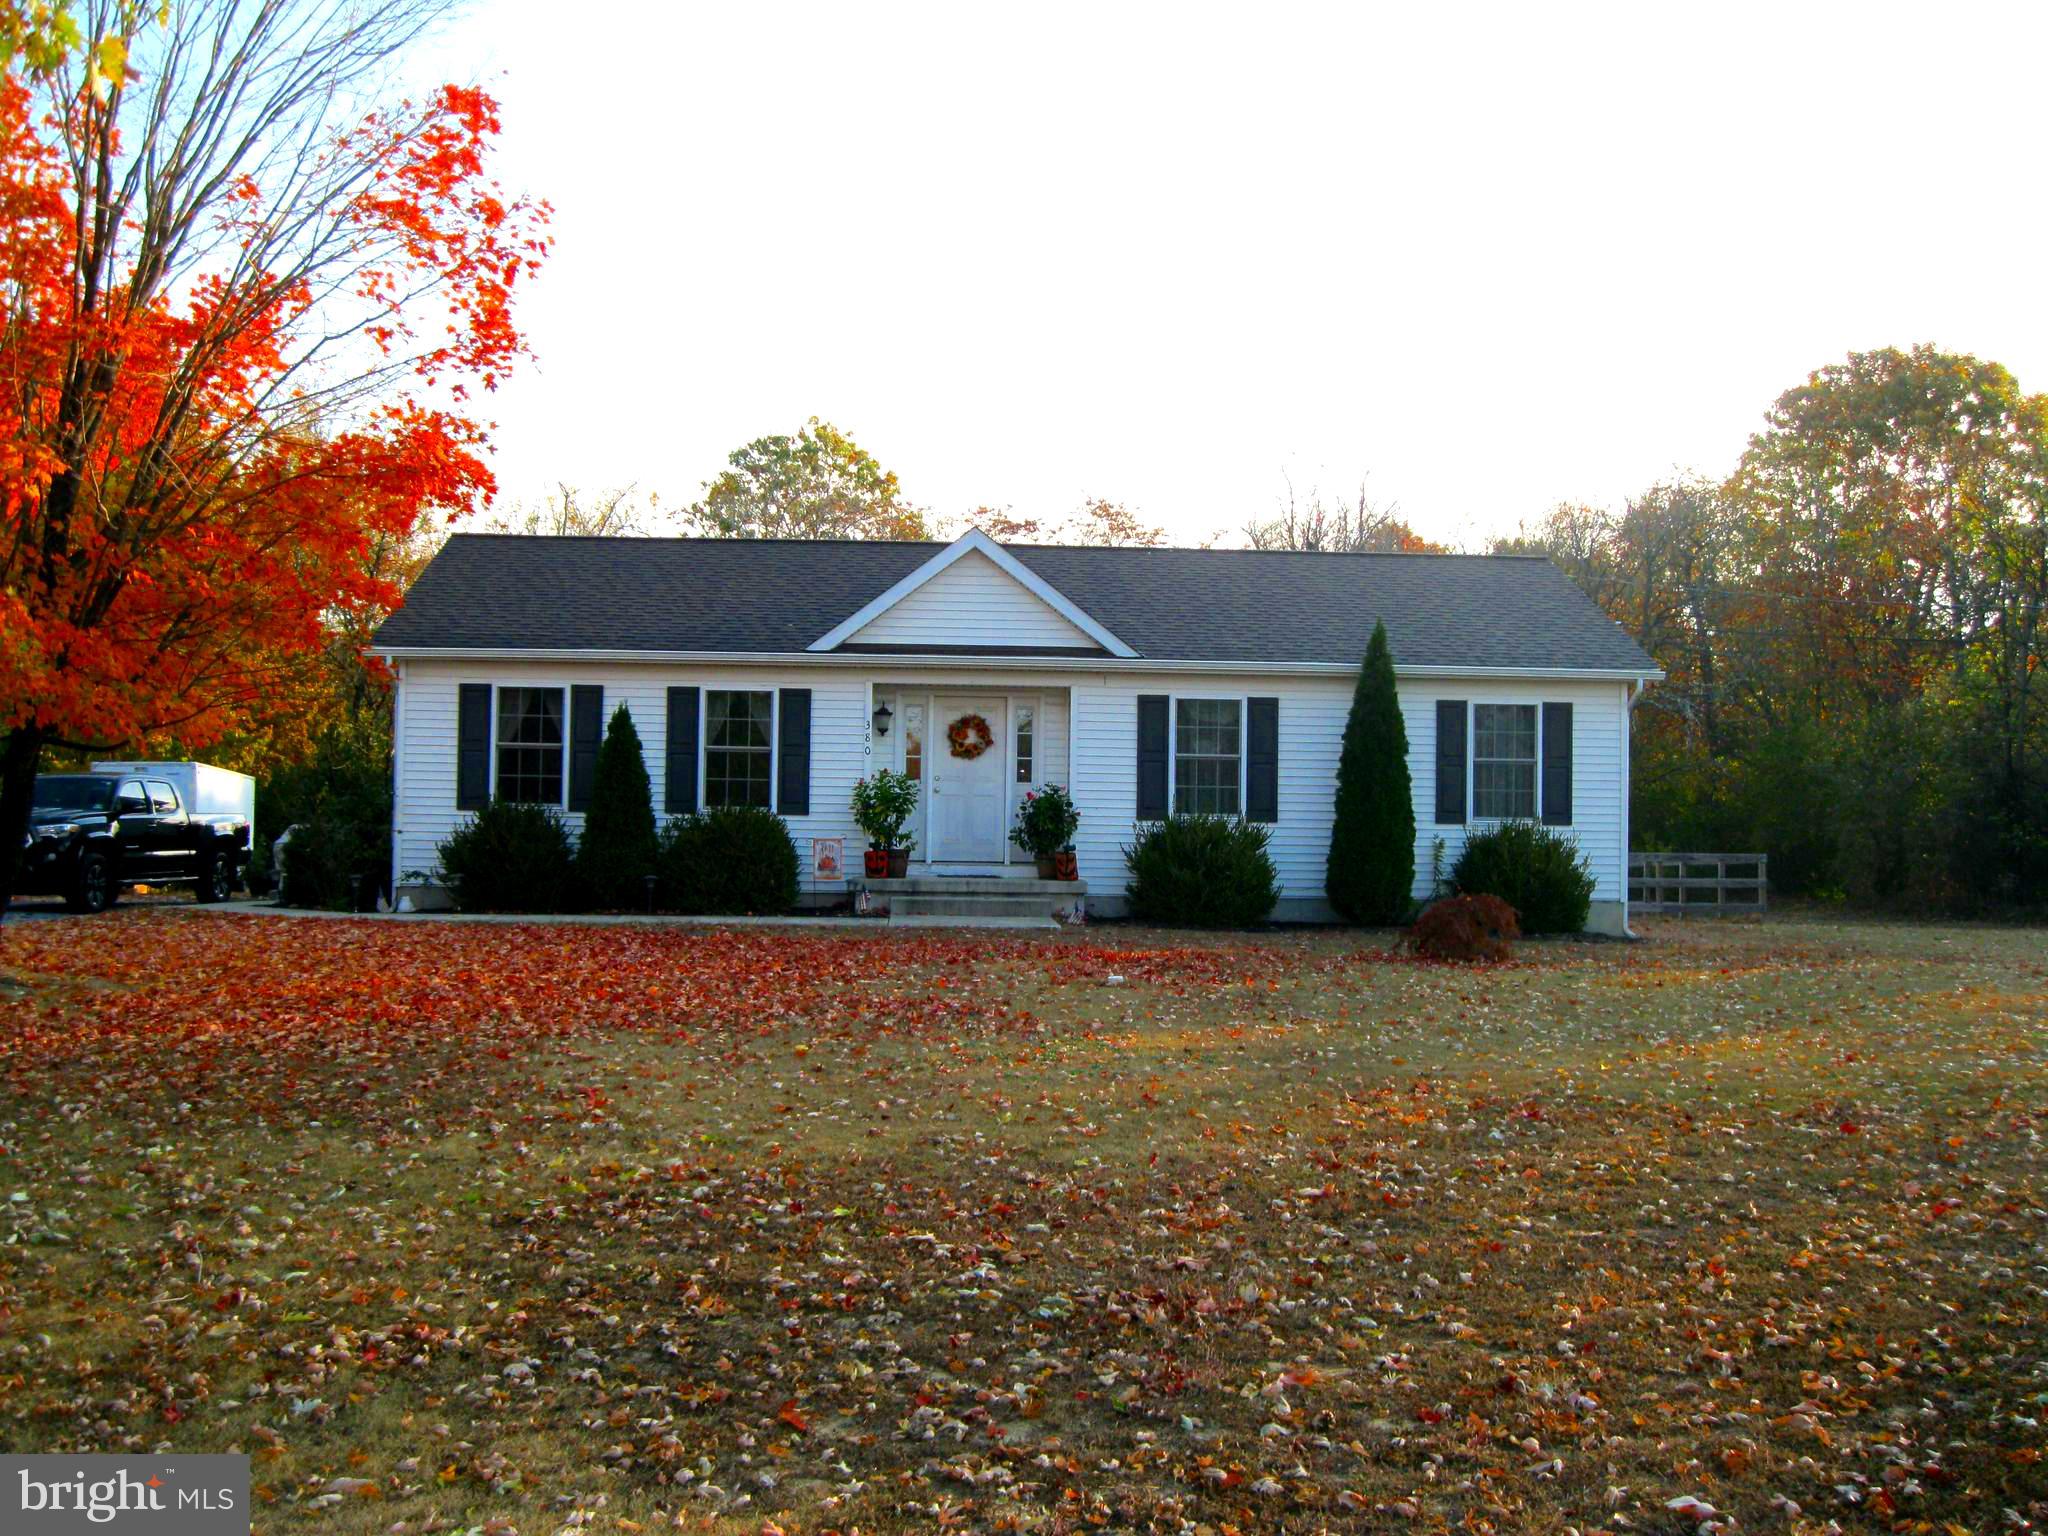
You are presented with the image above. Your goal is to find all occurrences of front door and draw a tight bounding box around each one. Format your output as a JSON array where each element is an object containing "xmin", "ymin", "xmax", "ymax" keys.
[{"xmin": 929, "ymin": 697, "xmax": 1007, "ymax": 862}]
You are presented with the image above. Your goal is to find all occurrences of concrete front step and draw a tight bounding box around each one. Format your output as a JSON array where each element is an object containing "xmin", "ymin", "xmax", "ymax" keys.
[
  {"xmin": 861, "ymin": 875, "xmax": 1084, "ymax": 925},
  {"xmin": 888, "ymin": 912, "xmax": 1058, "ymax": 930},
  {"xmin": 864, "ymin": 876, "xmax": 1085, "ymax": 897},
  {"xmin": 891, "ymin": 892, "xmax": 1063, "ymax": 919}
]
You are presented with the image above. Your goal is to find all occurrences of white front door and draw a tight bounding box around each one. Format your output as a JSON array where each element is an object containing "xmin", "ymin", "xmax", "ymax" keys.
[{"xmin": 929, "ymin": 697, "xmax": 1008, "ymax": 862}]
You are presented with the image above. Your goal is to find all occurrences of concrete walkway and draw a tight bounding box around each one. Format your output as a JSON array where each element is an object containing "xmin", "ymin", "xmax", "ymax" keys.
[{"xmin": 192, "ymin": 900, "xmax": 1057, "ymax": 931}]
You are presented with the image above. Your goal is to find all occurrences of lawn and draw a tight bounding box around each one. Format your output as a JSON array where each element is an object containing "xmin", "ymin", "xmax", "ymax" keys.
[{"xmin": 0, "ymin": 911, "xmax": 2043, "ymax": 1536}]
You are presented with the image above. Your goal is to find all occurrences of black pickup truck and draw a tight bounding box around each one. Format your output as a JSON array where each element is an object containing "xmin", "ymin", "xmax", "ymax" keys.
[{"xmin": 19, "ymin": 773, "xmax": 251, "ymax": 913}]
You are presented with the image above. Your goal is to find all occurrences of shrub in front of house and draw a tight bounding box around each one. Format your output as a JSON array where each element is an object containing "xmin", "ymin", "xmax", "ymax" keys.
[
  {"xmin": 1409, "ymin": 892, "xmax": 1520, "ymax": 962},
  {"xmin": 279, "ymin": 806, "xmax": 388, "ymax": 912},
  {"xmin": 577, "ymin": 704, "xmax": 658, "ymax": 909},
  {"xmin": 1451, "ymin": 820, "xmax": 1594, "ymax": 933},
  {"xmin": 438, "ymin": 800, "xmax": 581, "ymax": 913},
  {"xmin": 261, "ymin": 713, "xmax": 393, "ymax": 910},
  {"xmin": 1327, "ymin": 620, "xmax": 1416, "ymax": 925},
  {"xmin": 658, "ymin": 806, "xmax": 800, "ymax": 915},
  {"xmin": 1123, "ymin": 814, "xmax": 1279, "ymax": 927}
]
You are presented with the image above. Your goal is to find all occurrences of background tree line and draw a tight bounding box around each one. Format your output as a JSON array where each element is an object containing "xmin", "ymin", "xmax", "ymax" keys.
[{"xmin": 1495, "ymin": 346, "xmax": 2046, "ymax": 909}]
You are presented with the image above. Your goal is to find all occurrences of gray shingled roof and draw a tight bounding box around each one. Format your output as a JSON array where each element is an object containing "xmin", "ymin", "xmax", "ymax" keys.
[{"xmin": 372, "ymin": 535, "xmax": 1658, "ymax": 672}]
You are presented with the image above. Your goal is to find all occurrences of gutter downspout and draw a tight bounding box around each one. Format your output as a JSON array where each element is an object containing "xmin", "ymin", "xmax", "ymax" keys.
[
  {"xmin": 1622, "ymin": 676, "xmax": 1645, "ymax": 938},
  {"xmin": 390, "ymin": 661, "xmax": 406, "ymax": 910}
]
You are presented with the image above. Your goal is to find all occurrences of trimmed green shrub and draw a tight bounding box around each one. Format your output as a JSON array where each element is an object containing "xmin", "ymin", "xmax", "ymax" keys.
[
  {"xmin": 577, "ymin": 704, "xmax": 658, "ymax": 908},
  {"xmin": 1451, "ymin": 820, "xmax": 1594, "ymax": 933},
  {"xmin": 658, "ymin": 806, "xmax": 800, "ymax": 915},
  {"xmin": 1123, "ymin": 814, "xmax": 1279, "ymax": 927},
  {"xmin": 1327, "ymin": 620, "xmax": 1415, "ymax": 924},
  {"xmin": 438, "ymin": 800, "xmax": 580, "ymax": 913},
  {"xmin": 260, "ymin": 711, "xmax": 393, "ymax": 911},
  {"xmin": 279, "ymin": 806, "xmax": 388, "ymax": 911}
]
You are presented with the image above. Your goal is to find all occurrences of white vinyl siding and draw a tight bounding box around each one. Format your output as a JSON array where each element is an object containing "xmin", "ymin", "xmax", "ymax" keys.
[
  {"xmin": 1407, "ymin": 681, "xmax": 1628, "ymax": 899},
  {"xmin": 1066, "ymin": 672, "xmax": 1629, "ymax": 914},
  {"xmin": 846, "ymin": 550, "xmax": 1094, "ymax": 650},
  {"xmin": 393, "ymin": 661, "xmax": 1629, "ymax": 915},
  {"xmin": 396, "ymin": 662, "xmax": 867, "ymax": 898}
]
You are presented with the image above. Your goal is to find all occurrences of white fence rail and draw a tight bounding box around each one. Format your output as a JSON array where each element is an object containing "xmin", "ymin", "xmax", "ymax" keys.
[{"xmin": 1628, "ymin": 853, "xmax": 1769, "ymax": 915}]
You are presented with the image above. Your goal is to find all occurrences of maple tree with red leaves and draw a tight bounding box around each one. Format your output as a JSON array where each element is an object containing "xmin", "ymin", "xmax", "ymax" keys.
[{"xmin": 0, "ymin": 0, "xmax": 547, "ymax": 908}]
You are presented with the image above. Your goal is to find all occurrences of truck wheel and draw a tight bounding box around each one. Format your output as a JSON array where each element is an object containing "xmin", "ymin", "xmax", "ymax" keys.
[
  {"xmin": 196, "ymin": 854, "xmax": 236, "ymax": 903},
  {"xmin": 66, "ymin": 852, "xmax": 115, "ymax": 914}
]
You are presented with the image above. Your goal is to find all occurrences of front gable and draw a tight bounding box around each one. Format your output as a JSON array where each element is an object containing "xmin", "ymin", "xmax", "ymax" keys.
[
  {"xmin": 808, "ymin": 530, "xmax": 1138, "ymax": 656},
  {"xmin": 843, "ymin": 549, "xmax": 1094, "ymax": 649}
]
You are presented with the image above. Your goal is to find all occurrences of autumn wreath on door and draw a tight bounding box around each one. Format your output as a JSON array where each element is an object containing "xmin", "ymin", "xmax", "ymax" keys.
[{"xmin": 947, "ymin": 712, "xmax": 996, "ymax": 760}]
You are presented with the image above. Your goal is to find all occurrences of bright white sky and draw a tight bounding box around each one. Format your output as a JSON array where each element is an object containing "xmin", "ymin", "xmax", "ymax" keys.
[{"xmin": 428, "ymin": 1, "xmax": 2048, "ymax": 547}]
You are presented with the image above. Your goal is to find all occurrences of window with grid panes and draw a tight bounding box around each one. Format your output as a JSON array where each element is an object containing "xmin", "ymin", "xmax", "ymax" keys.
[
  {"xmin": 496, "ymin": 687, "xmax": 565, "ymax": 803},
  {"xmin": 705, "ymin": 690, "xmax": 774, "ymax": 808},
  {"xmin": 1173, "ymin": 698, "xmax": 1241, "ymax": 815},
  {"xmin": 1472, "ymin": 703, "xmax": 1537, "ymax": 819}
]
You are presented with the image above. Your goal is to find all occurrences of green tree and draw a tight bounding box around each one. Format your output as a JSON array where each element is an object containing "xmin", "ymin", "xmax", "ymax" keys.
[
  {"xmin": 686, "ymin": 418, "xmax": 930, "ymax": 540},
  {"xmin": 577, "ymin": 705, "xmax": 658, "ymax": 908},
  {"xmin": 1325, "ymin": 621, "xmax": 1415, "ymax": 923}
]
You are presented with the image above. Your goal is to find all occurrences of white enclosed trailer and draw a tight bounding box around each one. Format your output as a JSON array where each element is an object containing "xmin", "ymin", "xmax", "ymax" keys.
[{"xmin": 92, "ymin": 760, "xmax": 255, "ymax": 826}]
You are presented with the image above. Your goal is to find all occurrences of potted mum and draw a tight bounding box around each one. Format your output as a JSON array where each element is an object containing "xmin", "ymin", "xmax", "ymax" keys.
[
  {"xmin": 1012, "ymin": 783, "xmax": 1081, "ymax": 879},
  {"xmin": 851, "ymin": 769, "xmax": 919, "ymax": 878}
]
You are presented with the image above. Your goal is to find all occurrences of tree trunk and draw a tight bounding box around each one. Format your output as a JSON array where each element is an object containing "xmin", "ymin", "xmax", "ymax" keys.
[{"xmin": 0, "ymin": 727, "xmax": 45, "ymax": 918}]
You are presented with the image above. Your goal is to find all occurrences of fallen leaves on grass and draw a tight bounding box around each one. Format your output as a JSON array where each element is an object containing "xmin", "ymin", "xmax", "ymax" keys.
[{"xmin": 0, "ymin": 911, "xmax": 2043, "ymax": 1536}]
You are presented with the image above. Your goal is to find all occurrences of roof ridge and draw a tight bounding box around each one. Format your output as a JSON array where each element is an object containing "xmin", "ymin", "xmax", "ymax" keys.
[{"xmin": 445, "ymin": 530, "xmax": 1547, "ymax": 560}]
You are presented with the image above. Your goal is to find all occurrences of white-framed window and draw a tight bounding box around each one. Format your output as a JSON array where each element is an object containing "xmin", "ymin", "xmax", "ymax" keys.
[
  {"xmin": 1173, "ymin": 696, "xmax": 1243, "ymax": 816},
  {"xmin": 1471, "ymin": 702, "xmax": 1538, "ymax": 820},
  {"xmin": 902, "ymin": 700, "xmax": 925, "ymax": 783},
  {"xmin": 705, "ymin": 689, "xmax": 775, "ymax": 808},
  {"xmin": 1014, "ymin": 701, "xmax": 1035, "ymax": 784},
  {"xmin": 496, "ymin": 685, "xmax": 566, "ymax": 805}
]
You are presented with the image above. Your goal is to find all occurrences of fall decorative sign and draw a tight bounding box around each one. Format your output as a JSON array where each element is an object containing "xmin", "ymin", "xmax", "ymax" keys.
[{"xmin": 947, "ymin": 713, "xmax": 995, "ymax": 760}]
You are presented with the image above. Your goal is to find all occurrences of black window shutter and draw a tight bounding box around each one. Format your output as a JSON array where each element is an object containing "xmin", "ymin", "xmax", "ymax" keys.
[
  {"xmin": 457, "ymin": 684, "xmax": 492, "ymax": 810},
  {"xmin": 1434, "ymin": 699, "xmax": 1467, "ymax": 825},
  {"xmin": 778, "ymin": 689, "xmax": 811, "ymax": 816},
  {"xmin": 665, "ymin": 686, "xmax": 699, "ymax": 815},
  {"xmin": 568, "ymin": 685, "xmax": 604, "ymax": 812},
  {"xmin": 1541, "ymin": 701, "xmax": 1573, "ymax": 825},
  {"xmin": 1246, "ymin": 697, "xmax": 1279, "ymax": 823},
  {"xmin": 1135, "ymin": 695, "xmax": 1170, "ymax": 820}
]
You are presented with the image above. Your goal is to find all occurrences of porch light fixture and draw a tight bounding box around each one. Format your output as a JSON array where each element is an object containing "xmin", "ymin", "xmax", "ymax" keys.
[{"xmin": 872, "ymin": 701, "xmax": 894, "ymax": 736}]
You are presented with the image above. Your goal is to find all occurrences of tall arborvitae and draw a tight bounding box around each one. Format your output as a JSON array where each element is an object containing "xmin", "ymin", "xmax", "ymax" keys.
[
  {"xmin": 577, "ymin": 704, "xmax": 658, "ymax": 908},
  {"xmin": 1326, "ymin": 620, "xmax": 1416, "ymax": 923}
]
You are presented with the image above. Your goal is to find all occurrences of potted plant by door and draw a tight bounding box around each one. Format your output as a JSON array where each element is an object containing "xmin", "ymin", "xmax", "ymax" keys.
[
  {"xmin": 851, "ymin": 770, "xmax": 920, "ymax": 879},
  {"xmin": 1013, "ymin": 784, "xmax": 1081, "ymax": 879}
]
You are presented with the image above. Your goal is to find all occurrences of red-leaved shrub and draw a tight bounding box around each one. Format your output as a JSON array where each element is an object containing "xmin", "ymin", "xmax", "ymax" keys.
[{"xmin": 1408, "ymin": 893, "xmax": 1520, "ymax": 962}]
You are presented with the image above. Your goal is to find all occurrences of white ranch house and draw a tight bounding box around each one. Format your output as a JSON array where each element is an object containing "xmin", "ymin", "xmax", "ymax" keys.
[{"xmin": 371, "ymin": 530, "xmax": 1662, "ymax": 930}]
